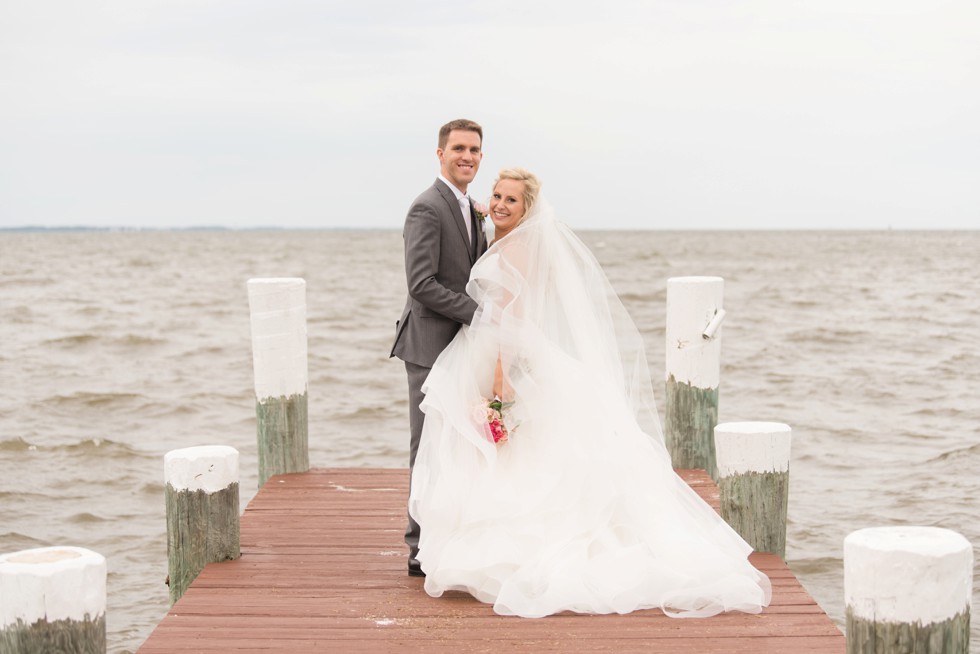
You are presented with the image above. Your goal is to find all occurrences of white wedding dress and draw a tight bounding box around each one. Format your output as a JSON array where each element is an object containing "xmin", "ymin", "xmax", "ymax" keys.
[{"xmin": 409, "ymin": 199, "xmax": 771, "ymax": 618}]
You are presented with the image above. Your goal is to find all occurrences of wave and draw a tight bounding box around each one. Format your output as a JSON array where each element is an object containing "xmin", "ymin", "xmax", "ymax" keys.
[
  {"xmin": 44, "ymin": 333, "xmax": 100, "ymax": 347},
  {"xmin": 0, "ymin": 490, "xmax": 49, "ymax": 501},
  {"xmin": 42, "ymin": 333, "xmax": 168, "ymax": 348},
  {"xmin": 905, "ymin": 406, "xmax": 968, "ymax": 419},
  {"xmin": 68, "ymin": 512, "xmax": 111, "ymax": 524},
  {"xmin": 1, "ymin": 306, "xmax": 38, "ymax": 324},
  {"xmin": 785, "ymin": 556, "xmax": 843, "ymax": 575},
  {"xmin": 0, "ymin": 436, "xmax": 37, "ymax": 451},
  {"xmin": 45, "ymin": 391, "xmax": 145, "ymax": 409},
  {"xmin": 0, "ymin": 276, "xmax": 56, "ymax": 288},
  {"xmin": 785, "ymin": 327, "xmax": 870, "ymax": 344},
  {"xmin": 929, "ymin": 441, "xmax": 980, "ymax": 463},
  {"xmin": 332, "ymin": 404, "xmax": 402, "ymax": 421},
  {"xmin": 115, "ymin": 334, "xmax": 167, "ymax": 347},
  {"xmin": 139, "ymin": 482, "xmax": 166, "ymax": 496},
  {"xmin": 60, "ymin": 438, "xmax": 148, "ymax": 458},
  {"xmin": 0, "ymin": 532, "xmax": 50, "ymax": 551},
  {"xmin": 617, "ymin": 291, "xmax": 658, "ymax": 304},
  {"xmin": 940, "ymin": 351, "xmax": 980, "ymax": 367},
  {"xmin": 126, "ymin": 256, "xmax": 157, "ymax": 267},
  {"xmin": 2, "ymin": 437, "xmax": 150, "ymax": 458}
]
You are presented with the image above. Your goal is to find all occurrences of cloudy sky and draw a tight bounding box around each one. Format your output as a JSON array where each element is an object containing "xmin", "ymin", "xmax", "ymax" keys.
[{"xmin": 1, "ymin": 0, "xmax": 977, "ymax": 230}]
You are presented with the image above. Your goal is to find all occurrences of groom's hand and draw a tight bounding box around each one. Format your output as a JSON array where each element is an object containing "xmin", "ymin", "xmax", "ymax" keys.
[{"xmin": 477, "ymin": 300, "xmax": 495, "ymax": 325}]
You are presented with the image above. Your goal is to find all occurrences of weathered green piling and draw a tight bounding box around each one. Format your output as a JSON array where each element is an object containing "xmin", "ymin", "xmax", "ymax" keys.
[
  {"xmin": 844, "ymin": 526, "xmax": 972, "ymax": 653},
  {"xmin": 0, "ymin": 546, "xmax": 107, "ymax": 654},
  {"xmin": 247, "ymin": 278, "xmax": 310, "ymax": 487},
  {"xmin": 714, "ymin": 421, "xmax": 792, "ymax": 558},
  {"xmin": 665, "ymin": 276, "xmax": 724, "ymax": 477},
  {"xmin": 165, "ymin": 445, "xmax": 240, "ymax": 605}
]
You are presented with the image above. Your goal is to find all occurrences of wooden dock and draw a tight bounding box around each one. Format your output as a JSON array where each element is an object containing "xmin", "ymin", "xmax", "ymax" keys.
[{"xmin": 138, "ymin": 468, "xmax": 845, "ymax": 653}]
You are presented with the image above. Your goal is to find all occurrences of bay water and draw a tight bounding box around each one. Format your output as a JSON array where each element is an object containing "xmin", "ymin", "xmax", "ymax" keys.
[{"xmin": 1, "ymin": 229, "xmax": 977, "ymax": 652}]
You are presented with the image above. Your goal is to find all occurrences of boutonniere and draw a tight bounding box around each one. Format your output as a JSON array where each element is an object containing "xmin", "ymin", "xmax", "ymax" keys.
[
  {"xmin": 474, "ymin": 202, "xmax": 494, "ymax": 239},
  {"xmin": 473, "ymin": 202, "xmax": 489, "ymax": 222}
]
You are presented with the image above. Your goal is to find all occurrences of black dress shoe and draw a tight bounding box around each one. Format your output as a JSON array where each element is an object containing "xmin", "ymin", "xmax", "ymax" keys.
[{"xmin": 408, "ymin": 560, "xmax": 425, "ymax": 577}]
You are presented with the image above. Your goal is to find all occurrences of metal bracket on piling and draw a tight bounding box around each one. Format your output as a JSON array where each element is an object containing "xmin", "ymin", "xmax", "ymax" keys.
[{"xmin": 702, "ymin": 308, "xmax": 726, "ymax": 340}]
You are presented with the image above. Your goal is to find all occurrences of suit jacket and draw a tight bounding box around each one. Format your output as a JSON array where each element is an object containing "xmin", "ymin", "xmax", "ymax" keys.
[{"xmin": 390, "ymin": 179, "xmax": 489, "ymax": 368}]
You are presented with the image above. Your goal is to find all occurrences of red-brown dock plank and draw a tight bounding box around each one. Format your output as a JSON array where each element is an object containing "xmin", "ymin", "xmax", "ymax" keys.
[{"xmin": 139, "ymin": 468, "xmax": 844, "ymax": 653}]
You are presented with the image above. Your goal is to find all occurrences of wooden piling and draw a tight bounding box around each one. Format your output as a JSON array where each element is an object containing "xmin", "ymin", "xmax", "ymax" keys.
[
  {"xmin": 715, "ymin": 421, "xmax": 792, "ymax": 558},
  {"xmin": 844, "ymin": 526, "xmax": 972, "ymax": 653},
  {"xmin": 165, "ymin": 445, "xmax": 241, "ymax": 605},
  {"xmin": 665, "ymin": 276, "xmax": 724, "ymax": 477},
  {"xmin": 0, "ymin": 546, "xmax": 106, "ymax": 654},
  {"xmin": 247, "ymin": 278, "xmax": 310, "ymax": 487}
]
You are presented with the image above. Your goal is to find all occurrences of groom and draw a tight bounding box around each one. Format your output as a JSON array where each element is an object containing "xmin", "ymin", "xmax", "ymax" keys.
[{"xmin": 390, "ymin": 119, "xmax": 488, "ymax": 577}]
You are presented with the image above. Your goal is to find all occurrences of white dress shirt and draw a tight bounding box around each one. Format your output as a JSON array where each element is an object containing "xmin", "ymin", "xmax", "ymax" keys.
[{"xmin": 438, "ymin": 174, "xmax": 472, "ymax": 242}]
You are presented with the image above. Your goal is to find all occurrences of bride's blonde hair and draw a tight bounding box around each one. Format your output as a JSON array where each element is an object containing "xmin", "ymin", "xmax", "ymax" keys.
[{"xmin": 494, "ymin": 167, "xmax": 542, "ymax": 218}]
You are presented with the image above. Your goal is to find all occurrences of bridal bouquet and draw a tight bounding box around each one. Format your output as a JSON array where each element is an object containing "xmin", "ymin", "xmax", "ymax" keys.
[{"xmin": 475, "ymin": 396, "xmax": 512, "ymax": 444}]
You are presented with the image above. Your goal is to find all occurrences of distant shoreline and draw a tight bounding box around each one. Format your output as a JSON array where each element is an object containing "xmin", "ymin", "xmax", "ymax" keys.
[
  {"xmin": 0, "ymin": 226, "xmax": 363, "ymax": 233},
  {"xmin": 3, "ymin": 226, "xmax": 978, "ymax": 234}
]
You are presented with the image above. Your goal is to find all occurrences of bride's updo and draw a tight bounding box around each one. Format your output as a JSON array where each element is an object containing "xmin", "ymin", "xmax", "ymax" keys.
[{"xmin": 495, "ymin": 167, "xmax": 542, "ymax": 219}]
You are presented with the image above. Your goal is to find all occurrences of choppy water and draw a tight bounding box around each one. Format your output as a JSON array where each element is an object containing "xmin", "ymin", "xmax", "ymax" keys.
[{"xmin": 1, "ymin": 229, "xmax": 978, "ymax": 653}]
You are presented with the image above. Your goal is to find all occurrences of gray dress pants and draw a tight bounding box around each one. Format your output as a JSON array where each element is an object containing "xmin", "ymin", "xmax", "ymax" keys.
[{"xmin": 404, "ymin": 361, "xmax": 430, "ymax": 564}]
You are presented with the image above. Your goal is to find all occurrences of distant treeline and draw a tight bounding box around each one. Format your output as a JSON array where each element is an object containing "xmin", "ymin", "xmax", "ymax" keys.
[
  {"xmin": 0, "ymin": 226, "xmax": 394, "ymax": 232},
  {"xmin": 0, "ymin": 226, "xmax": 234, "ymax": 233}
]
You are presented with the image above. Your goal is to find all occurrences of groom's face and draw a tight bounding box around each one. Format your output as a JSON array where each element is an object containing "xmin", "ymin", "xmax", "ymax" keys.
[{"xmin": 437, "ymin": 129, "xmax": 482, "ymax": 192}]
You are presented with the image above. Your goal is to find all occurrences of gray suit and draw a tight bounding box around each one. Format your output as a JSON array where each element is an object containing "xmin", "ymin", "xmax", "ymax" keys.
[{"xmin": 390, "ymin": 178, "xmax": 488, "ymax": 565}]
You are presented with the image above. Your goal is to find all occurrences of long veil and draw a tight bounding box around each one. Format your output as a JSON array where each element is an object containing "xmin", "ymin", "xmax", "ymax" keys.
[
  {"xmin": 473, "ymin": 196, "xmax": 662, "ymax": 438},
  {"xmin": 410, "ymin": 196, "xmax": 770, "ymax": 618},
  {"xmin": 418, "ymin": 196, "xmax": 664, "ymax": 465}
]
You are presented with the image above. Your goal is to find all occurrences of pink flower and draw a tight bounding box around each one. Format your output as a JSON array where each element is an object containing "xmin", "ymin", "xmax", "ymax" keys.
[
  {"xmin": 476, "ymin": 396, "xmax": 511, "ymax": 445},
  {"xmin": 473, "ymin": 202, "xmax": 489, "ymax": 219},
  {"xmin": 489, "ymin": 418, "xmax": 508, "ymax": 444}
]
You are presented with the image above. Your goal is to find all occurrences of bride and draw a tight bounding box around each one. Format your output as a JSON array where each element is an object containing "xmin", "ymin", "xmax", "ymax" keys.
[{"xmin": 408, "ymin": 168, "xmax": 771, "ymax": 618}]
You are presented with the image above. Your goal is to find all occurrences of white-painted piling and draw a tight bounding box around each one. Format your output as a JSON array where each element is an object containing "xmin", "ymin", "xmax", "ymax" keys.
[
  {"xmin": 844, "ymin": 526, "xmax": 972, "ymax": 653},
  {"xmin": 165, "ymin": 445, "xmax": 241, "ymax": 604},
  {"xmin": 247, "ymin": 277, "xmax": 310, "ymax": 487},
  {"xmin": 0, "ymin": 546, "xmax": 106, "ymax": 653},
  {"xmin": 665, "ymin": 276, "xmax": 724, "ymax": 476},
  {"xmin": 715, "ymin": 421, "xmax": 792, "ymax": 557}
]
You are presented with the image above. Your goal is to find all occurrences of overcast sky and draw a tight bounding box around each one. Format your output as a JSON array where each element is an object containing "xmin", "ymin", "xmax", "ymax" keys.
[{"xmin": 1, "ymin": 1, "xmax": 977, "ymax": 230}]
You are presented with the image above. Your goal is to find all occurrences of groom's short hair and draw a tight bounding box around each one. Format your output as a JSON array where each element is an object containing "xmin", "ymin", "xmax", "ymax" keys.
[{"xmin": 438, "ymin": 119, "xmax": 482, "ymax": 149}]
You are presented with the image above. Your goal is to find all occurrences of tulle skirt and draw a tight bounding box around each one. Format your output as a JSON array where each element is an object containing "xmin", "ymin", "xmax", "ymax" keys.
[{"xmin": 408, "ymin": 323, "xmax": 772, "ymax": 618}]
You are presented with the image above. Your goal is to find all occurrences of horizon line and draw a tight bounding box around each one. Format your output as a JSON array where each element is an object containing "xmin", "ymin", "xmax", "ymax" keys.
[{"xmin": 3, "ymin": 225, "xmax": 978, "ymax": 234}]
